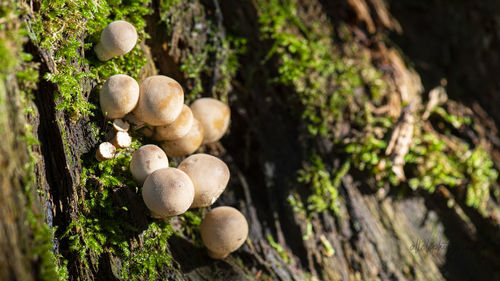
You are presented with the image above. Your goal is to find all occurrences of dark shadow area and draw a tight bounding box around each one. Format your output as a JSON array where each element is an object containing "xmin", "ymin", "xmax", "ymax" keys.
[
  {"xmin": 423, "ymin": 191, "xmax": 500, "ymax": 281},
  {"xmin": 387, "ymin": 0, "xmax": 500, "ymax": 124}
]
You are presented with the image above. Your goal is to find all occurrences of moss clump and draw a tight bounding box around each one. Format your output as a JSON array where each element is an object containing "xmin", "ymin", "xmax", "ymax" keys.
[
  {"xmin": 256, "ymin": 0, "xmax": 498, "ymax": 214},
  {"xmin": 159, "ymin": 0, "xmax": 245, "ymax": 103},
  {"xmin": 67, "ymin": 139, "xmax": 176, "ymax": 280},
  {"xmin": 32, "ymin": 0, "xmax": 152, "ymax": 119},
  {"xmin": 1, "ymin": 1, "xmax": 68, "ymax": 280}
]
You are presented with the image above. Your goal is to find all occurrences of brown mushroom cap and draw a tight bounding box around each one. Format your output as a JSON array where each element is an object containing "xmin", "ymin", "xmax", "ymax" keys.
[
  {"xmin": 99, "ymin": 74, "xmax": 139, "ymax": 119},
  {"xmin": 190, "ymin": 98, "xmax": 230, "ymax": 144},
  {"xmin": 178, "ymin": 154, "xmax": 230, "ymax": 208},
  {"xmin": 154, "ymin": 104, "xmax": 194, "ymax": 141},
  {"xmin": 160, "ymin": 118, "xmax": 204, "ymax": 157},
  {"xmin": 95, "ymin": 20, "xmax": 138, "ymax": 61},
  {"xmin": 142, "ymin": 168, "xmax": 194, "ymax": 218},
  {"xmin": 129, "ymin": 144, "xmax": 169, "ymax": 185},
  {"xmin": 200, "ymin": 206, "xmax": 248, "ymax": 259},
  {"xmin": 133, "ymin": 75, "xmax": 184, "ymax": 126}
]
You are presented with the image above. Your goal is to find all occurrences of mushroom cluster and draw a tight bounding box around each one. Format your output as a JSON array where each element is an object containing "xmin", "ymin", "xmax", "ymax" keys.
[{"xmin": 93, "ymin": 20, "xmax": 247, "ymax": 259}]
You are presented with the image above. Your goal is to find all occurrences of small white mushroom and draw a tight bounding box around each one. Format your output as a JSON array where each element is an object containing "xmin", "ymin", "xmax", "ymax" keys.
[
  {"xmin": 112, "ymin": 131, "xmax": 132, "ymax": 148},
  {"xmin": 113, "ymin": 119, "xmax": 130, "ymax": 132},
  {"xmin": 190, "ymin": 98, "xmax": 231, "ymax": 144},
  {"xmin": 100, "ymin": 74, "xmax": 140, "ymax": 119},
  {"xmin": 178, "ymin": 154, "xmax": 230, "ymax": 208},
  {"xmin": 154, "ymin": 104, "xmax": 194, "ymax": 141},
  {"xmin": 160, "ymin": 118, "xmax": 204, "ymax": 157},
  {"xmin": 95, "ymin": 20, "xmax": 138, "ymax": 61},
  {"xmin": 200, "ymin": 206, "xmax": 249, "ymax": 259},
  {"xmin": 133, "ymin": 75, "xmax": 184, "ymax": 126},
  {"xmin": 129, "ymin": 144, "xmax": 169, "ymax": 185},
  {"xmin": 142, "ymin": 168, "xmax": 194, "ymax": 218},
  {"xmin": 96, "ymin": 142, "xmax": 116, "ymax": 161}
]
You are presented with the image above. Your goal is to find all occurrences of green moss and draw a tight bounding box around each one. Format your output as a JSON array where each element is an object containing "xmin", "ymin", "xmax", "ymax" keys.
[
  {"xmin": 66, "ymin": 139, "xmax": 176, "ymax": 279},
  {"xmin": 297, "ymin": 155, "xmax": 346, "ymax": 216},
  {"xmin": 266, "ymin": 235, "xmax": 291, "ymax": 264},
  {"xmin": 1, "ymin": 2, "xmax": 68, "ymax": 279},
  {"xmin": 32, "ymin": 0, "xmax": 152, "ymax": 119},
  {"xmin": 257, "ymin": 0, "xmax": 498, "ymax": 214},
  {"xmin": 159, "ymin": 1, "xmax": 245, "ymax": 104}
]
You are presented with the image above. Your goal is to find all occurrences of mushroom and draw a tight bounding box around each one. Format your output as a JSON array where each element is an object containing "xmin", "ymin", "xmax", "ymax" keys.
[
  {"xmin": 96, "ymin": 142, "xmax": 116, "ymax": 161},
  {"xmin": 200, "ymin": 206, "xmax": 249, "ymax": 259},
  {"xmin": 129, "ymin": 144, "xmax": 169, "ymax": 185},
  {"xmin": 142, "ymin": 168, "xmax": 194, "ymax": 218},
  {"xmin": 154, "ymin": 104, "xmax": 194, "ymax": 141},
  {"xmin": 133, "ymin": 75, "xmax": 184, "ymax": 126},
  {"xmin": 160, "ymin": 118, "xmax": 204, "ymax": 157},
  {"xmin": 112, "ymin": 131, "xmax": 132, "ymax": 148},
  {"xmin": 100, "ymin": 74, "xmax": 140, "ymax": 119},
  {"xmin": 95, "ymin": 20, "xmax": 138, "ymax": 61},
  {"xmin": 190, "ymin": 98, "xmax": 231, "ymax": 144},
  {"xmin": 113, "ymin": 119, "xmax": 130, "ymax": 132},
  {"xmin": 178, "ymin": 154, "xmax": 230, "ymax": 208}
]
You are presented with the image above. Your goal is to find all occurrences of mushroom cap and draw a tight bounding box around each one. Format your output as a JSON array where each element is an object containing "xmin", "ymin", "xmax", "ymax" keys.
[
  {"xmin": 133, "ymin": 75, "xmax": 184, "ymax": 126},
  {"xmin": 200, "ymin": 206, "xmax": 248, "ymax": 259},
  {"xmin": 178, "ymin": 154, "xmax": 230, "ymax": 208},
  {"xmin": 99, "ymin": 74, "xmax": 140, "ymax": 119},
  {"xmin": 95, "ymin": 20, "xmax": 138, "ymax": 61},
  {"xmin": 142, "ymin": 168, "xmax": 194, "ymax": 218},
  {"xmin": 129, "ymin": 144, "xmax": 169, "ymax": 185},
  {"xmin": 154, "ymin": 104, "xmax": 194, "ymax": 141},
  {"xmin": 190, "ymin": 98, "xmax": 230, "ymax": 144},
  {"xmin": 160, "ymin": 118, "xmax": 204, "ymax": 157}
]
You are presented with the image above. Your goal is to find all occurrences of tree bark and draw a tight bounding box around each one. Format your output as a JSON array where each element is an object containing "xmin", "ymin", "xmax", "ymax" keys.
[{"xmin": 1, "ymin": 0, "xmax": 500, "ymax": 280}]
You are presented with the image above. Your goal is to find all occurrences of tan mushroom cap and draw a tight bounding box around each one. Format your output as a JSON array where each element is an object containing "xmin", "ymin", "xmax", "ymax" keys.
[
  {"xmin": 160, "ymin": 118, "xmax": 204, "ymax": 157},
  {"xmin": 200, "ymin": 206, "xmax": 249, "ymax": 259},
  {"xmin": 99, "ymin": 74, "xmax": 139, "ymax": 119},
  {"xmin": 190, "ymin": 98, "xmax": 230, "ymax": 144},
  {"xmin": 154, "ymin": 104, "xmax": 194, "ymax": 141},
  {"xmin": 142, "ymin": 168, "xmax": 194, "ymax": 218},
  {"xmin": 95, "ymin": 20, "xmax": 138, "ymax": 61},
  {"xmin": 133, "ymin": 75, "xmax": 184, "ymax": 126},
  {"xmin": 129, "ymin": 144, "xmax": 169, "ymax": 185},
  {"xmin": 178, "ymin": 154, "xmax": 230, "ymax": 208}
]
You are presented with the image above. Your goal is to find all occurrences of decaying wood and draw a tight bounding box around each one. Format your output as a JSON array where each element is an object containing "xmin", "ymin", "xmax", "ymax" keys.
[{"xmin": 4, "ymin": 0, "xmax": 498, "ymax": 280}]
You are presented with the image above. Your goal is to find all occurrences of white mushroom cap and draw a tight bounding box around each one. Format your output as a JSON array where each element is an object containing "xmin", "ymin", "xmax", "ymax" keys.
[
  {"xmin": 129, "ymin": 144, "xmax": 169, "ymax": 185},
  {"xmin": 154, "ymin": 104, "xmax": 194, "ymax": 141},
  {"xmin": 178, "ymin": 154, "xmax": 230, "ymax": 208},
  {"xmin": 200, "ymin": 206, "xmax": 249, "ymax": 259},
  {"xmin": 96, "ymin": 142, "xmax": 116, "ymax": 161},
  {"xmin": 190, "ymin": 98, "xmax": 231, "ymax": 144},
  {"xmin": 100, "ymin": 74, "xmax": 140, "ymax": 119},
  {"xmin": 160, "ymin": 118, "xmax": 204, "ymax": 157},
  {"xmin": 142, "ymin": 168, "xmax": 194, "ymax": 218},
  {"xmin": 133, "ymin": 75, "xmax": 184, "ymax": 126},
  {"xmin": 95, "ymin": 20, "xmax": 138, "ymax": 61}
]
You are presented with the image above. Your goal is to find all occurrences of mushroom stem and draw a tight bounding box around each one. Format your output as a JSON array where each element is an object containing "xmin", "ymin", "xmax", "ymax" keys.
[
  {"xmin": 207, "ymin": 249, "xmax": 229, "ymax": 259},
  {"xmin": 113, "ymin": 119, "xmax": 130, "ymax": 132},
  {"xmin": 96, "ymin": 142, "xmax": 116, "ymax": 161},
  {"xmin": 112, "ymin": 131, "xmax": 132, "ymax": 148}
]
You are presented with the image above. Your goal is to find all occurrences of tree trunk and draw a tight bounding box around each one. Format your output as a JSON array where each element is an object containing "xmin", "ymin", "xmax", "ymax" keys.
[{"xmin": 1, "ymin": 0, "xmax": 500, "ymax": 280}]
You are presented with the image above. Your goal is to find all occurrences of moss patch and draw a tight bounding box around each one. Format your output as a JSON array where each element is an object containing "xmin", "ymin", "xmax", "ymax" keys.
[{"xmin": 256, "ymin": 0, "xmax": 498, "ymax": 216}]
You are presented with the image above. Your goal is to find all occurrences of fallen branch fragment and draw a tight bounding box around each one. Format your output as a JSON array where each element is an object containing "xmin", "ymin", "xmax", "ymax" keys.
[{"xmin": 385, "ymin": 100, "xmax": 419, "ymax": 181}]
